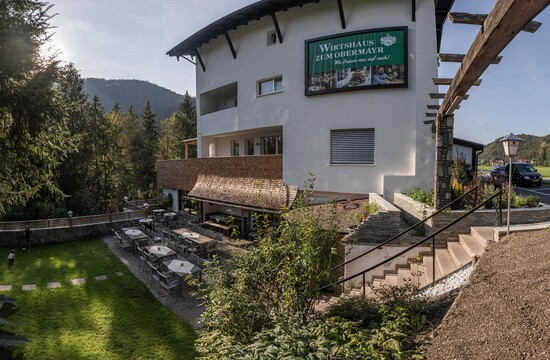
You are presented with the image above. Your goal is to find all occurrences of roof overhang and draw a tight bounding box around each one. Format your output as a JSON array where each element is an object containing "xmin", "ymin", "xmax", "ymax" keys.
[{"xmin": 167, "ymin": 0, "xmax": 454, "ymax": 57}]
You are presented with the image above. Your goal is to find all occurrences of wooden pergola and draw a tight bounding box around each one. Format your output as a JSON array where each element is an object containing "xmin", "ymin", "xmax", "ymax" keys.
[{"xmin": 428, "ymin": 0, "xmax": 550, "ymax": 209}]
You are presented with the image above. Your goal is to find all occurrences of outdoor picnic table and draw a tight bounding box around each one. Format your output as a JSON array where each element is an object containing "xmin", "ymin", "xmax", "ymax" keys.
[
  {"xmin": 163, "ymin": 258, "xmax": 199, "ymax": 277},
  {"xmin": 146, "ymin": 245, "xmax": 177, "ymax": 261},
  {"xmin": 139, "ymin": 218, "xmax": 154, "ymax": 230},
  {"xmin": 163, "ymin": 212, "xmax": 177, "ymax": 218},
  {"xmin": 122, "ymin": 227, "xmax": 149, "ymax": 254},
  {"xmin": 122, "ymin": 227, "xmax": 148, "ymax": 241},
  {"xmin": 172, "ymin": 228, "xmax": 215, "ymax": 246}
]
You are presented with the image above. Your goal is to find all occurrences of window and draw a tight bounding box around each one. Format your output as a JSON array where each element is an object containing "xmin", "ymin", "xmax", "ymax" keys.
[
  {"xmin": 258, "ymin": 76, "xmax": 283, "ymax": 96},
  {"xmin": 245, "ymin": 139, "xmax": 255, "ymax": 155},
  {"xmin": 231, "ymin": 140, "xmax": 240, "ymax": 156},
  {"xmin": 331, "ymin": 129, "xmax": 374, "ymax": 164},
  {"xmin": 261, "ymin": 136, "xmax": 283, "ymax": 155},
  {"xmin": 267, "ymin": 30, "xmax": 278, "ymax": 46}
]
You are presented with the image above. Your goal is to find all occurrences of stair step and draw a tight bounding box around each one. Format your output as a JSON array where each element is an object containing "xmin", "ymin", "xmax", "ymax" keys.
[
  {"xmin": 471, "ymin": 227, "xmax": 493, "ymax": 245},
  {"xmin": 459, "ymin": 234, "xmax": 485, "ymax": 257},
  {"xmin": 447, "ymin": 241, "xmax": 473, "ymax": 267},
  {"xmin": 384, "ymin": 273, "xmax": 397, "ymax": 287},
  {"xmin": 397, "ymin": 268, "xmax": 412, "ymax": 286},
  {"xmin": 410, "ymin": 263, "xmax": 428, "ymax": 288},
  {"xmin": 436, "ymin": 249, "xmax": 458, "ymax": 276},
  {"xmin": 423, "ymin": 255, "xmax": 443, "ymax": 283}
]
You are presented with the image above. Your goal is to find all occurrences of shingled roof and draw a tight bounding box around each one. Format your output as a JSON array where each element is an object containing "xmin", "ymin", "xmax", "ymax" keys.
[
  {"xmin": 188, "ymin": 174, "xmax": 298, "ymax": 211},
  {"xmin": 167, "ymin": 0, "xmax": 454, "ymax": 57}
]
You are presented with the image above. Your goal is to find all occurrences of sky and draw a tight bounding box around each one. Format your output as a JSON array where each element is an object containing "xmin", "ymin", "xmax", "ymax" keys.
[{"xmin": 46, "ymin": 0, "xmax": 550, "ymax": 144}]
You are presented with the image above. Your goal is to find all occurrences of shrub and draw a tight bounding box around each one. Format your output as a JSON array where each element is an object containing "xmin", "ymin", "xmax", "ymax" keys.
[
  {"xmin": 326, "ymin": 295, "xmax": 382, "ymax": 329},
  {"xmin": 407, "ymin": 187, "xmax": 434, "ymax": 207}
]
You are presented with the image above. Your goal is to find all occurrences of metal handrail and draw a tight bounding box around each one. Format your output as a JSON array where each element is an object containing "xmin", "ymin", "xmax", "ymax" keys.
[
  {"xmin": 333, "ymin": 185, "xmax": 480, "ymax": 272},
  {"xmin": 319, "ymin": 189, "xmax": 503, "ymax": 293}
]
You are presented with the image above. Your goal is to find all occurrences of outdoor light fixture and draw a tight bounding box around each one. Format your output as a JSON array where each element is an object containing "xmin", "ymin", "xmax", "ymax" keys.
[
  {"xmin": 500, "ymin": 133, "xmax": 523, "ymax": 236},
  {"xmin": 67, "ymin": 210, "xmax": 73, "ymax": 218},
  {"xmin": 124, "ymin": 196, "xmax": 129, "ymax": 202}
]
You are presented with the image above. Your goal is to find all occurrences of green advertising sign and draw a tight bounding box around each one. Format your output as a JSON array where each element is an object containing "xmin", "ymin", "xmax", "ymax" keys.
[{"xmin": 305, "ymin": 27, "xmax": 408, "ymax": 95}]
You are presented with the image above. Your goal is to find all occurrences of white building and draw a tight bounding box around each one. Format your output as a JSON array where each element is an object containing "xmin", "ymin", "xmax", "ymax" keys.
[{"xmin": 158, "ymin": 0, "xmax": 454, "ymax": 231}]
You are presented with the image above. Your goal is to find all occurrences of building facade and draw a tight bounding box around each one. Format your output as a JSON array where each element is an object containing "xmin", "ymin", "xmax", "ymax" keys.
[{"xmin": 159, "ymin": 0, "xmax": 454, "ymax": 226}]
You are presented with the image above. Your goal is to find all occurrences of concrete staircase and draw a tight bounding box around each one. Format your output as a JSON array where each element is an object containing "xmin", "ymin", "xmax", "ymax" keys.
[{"xmin": 316, "ymin": 227, "xmax": 493, "ymax": 311}]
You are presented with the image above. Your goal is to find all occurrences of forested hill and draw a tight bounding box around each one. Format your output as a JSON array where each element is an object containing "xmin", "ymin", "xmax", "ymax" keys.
[
  {"xmin": 478, "ymin": 133, "xmax": 550, "ymax": 165},
  {"xmin": 83, "ymin": 78, "xmax": 189, "ymax": 121}
]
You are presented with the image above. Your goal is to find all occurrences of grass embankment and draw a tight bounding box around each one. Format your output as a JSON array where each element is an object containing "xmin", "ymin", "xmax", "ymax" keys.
[{"xmin": 0, "ymin": 239, "xmax": 197, "ymax": 359}]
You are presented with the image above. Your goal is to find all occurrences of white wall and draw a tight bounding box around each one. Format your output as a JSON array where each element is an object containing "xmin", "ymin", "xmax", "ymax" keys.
[
  {"xmin": 162, "ymin": 189, "xmax": 179, "ymax": 212},
  {"xmin": 453, "ymin": 144, "xmax": 473, "ymax": 165},
  {"xmin": 195, "ymin": 0, "xmax": 437, "ymax": 195}
]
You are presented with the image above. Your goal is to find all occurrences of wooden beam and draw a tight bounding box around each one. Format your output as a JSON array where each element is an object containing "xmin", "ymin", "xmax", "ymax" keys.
[
  {"xmin": 427, "ymin": 105, "xmax": 440, "ymax": 110},
  {"xmin": 224, "ymin": 32, "xmax": 237, "ymax": 59},
  {"xmin": 439, "ymin": 0, "xmax": 550, "ymax": 117},
  {"xmin": 430, "ymin": 93, "xmax": 469, "ymax": 100},
  {"xmin": 433, "ymin": 78, "xmax": 482, "ymax": 86},
  {"xmin": 426, "ymin": 112, "xmax": 437, "ymax": 117},
  {"xmin": 438, "ymin": 53, "xmax": 502, "ymax": 64},
  {"xmin": 271, "ymin": 14, "xmax": 283, "ymax": 44},
  {"xmin": 195, "ymin": 48, "xmax": 206, "ymax": 72},
  {"xmin": 337, "ymin": 0, "xmax": 346, "ymax": 29},
  {"xmin": 423, "ymin": 120, "xmax": 434, "ymax": 124},
  {"xmin": 448, "ymin": 12, "xmax": 543, "ymax": 33},
  {"xmin": 411, "ymin": 0, "xmax": 416, "ymax": 22}
]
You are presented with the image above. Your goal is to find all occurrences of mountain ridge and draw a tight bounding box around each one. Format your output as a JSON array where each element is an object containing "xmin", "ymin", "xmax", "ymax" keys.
[
  {"xmin": 83, "ymin": 78, "xmax": 188, "ymax": 121},
  {"xmin": 479, "ymin": 133, "xmax": 550, "ymax": 165}
]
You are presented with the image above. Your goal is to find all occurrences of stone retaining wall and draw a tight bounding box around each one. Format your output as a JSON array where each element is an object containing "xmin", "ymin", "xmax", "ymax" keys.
[
  {"xmin": 0, "ymin": 220, "xmax": 132, "ymax": 247},
  {"xmin": 393, "ymin": 193, "xmax": 550, "ymax": 241},
  {"xmin": 347, "ymin": 193, "xmax": 402, "ymax": 243}
]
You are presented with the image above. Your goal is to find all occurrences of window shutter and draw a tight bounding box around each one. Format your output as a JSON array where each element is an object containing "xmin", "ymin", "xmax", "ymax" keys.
[{"xmin": 331, "ymin": 129, "xmax": 374, "ymax": 164}]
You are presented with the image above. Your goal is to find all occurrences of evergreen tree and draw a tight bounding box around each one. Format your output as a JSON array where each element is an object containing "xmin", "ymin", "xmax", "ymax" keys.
[
  {"xmin": 0, "ymin": 0, "xmax": 77, "ymax": 215},
  {"xmin": 174, "ymin": 91, "xmax": 197, "ymax": 158},
  {"xmin": 138, "ymin": 101, "xmax": 158, "ymax": 192}
]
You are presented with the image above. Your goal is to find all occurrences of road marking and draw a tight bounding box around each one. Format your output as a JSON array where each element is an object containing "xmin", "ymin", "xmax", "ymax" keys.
[{"xmin": 518, "ymin": 188, "xmax": 550, "ymax": 197}]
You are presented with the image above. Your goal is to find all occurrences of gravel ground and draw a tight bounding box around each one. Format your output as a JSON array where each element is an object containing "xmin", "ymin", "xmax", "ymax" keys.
[
  {"xmin": 424, "ymin": 229, "xmax": 550, "ymax": 359},
  {"xmin": 103, "ymin": 236, "xmax": 204, "ymax": 329}
]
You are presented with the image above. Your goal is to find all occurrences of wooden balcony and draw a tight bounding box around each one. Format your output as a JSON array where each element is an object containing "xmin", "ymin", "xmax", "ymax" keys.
[{"xmin": 158, "ymin": 154, "xmax": 281, "ymax": 188}]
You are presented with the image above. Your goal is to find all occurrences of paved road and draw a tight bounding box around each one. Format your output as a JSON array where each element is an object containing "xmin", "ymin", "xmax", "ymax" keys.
[{"xmin": 514, "ymin": 181, "xmax": 550, "ymax": 206}]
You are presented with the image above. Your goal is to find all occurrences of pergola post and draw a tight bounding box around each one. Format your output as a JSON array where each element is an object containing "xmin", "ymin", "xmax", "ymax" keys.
[{"xmin": 434, "ymin": 114, "xmax": 454, "ymax": 210}]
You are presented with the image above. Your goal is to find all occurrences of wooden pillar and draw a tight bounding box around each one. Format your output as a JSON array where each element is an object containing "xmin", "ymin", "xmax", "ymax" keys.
[
  {"xmin": 434, "ymin": 114, "xmax": 454, "ymax": 210},
  {"xmin": 185, "ymin": 143, "xmax": 189, "ymax": 160}
]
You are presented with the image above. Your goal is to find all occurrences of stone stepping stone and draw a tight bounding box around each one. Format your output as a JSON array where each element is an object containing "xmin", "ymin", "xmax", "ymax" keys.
[
  {"xmin": 71, "ymin": 278, "xmax": 86, "ymax": 285},
  {"xmin": 47, "ymin": 282, "xmax": 62, "ymax": 289},
  {"xmin": 0, "ymin": 285, "xmax": 13, "ymax": 291},
  {"xmin": 95, "ymin": 275, "xmax": 107, "ymax": 281},
  {"xmin": 116, "ymin": 271, "xmax": 124, "ymax": 277},
  {"xmin": 22, "ymin": 284, "xmax": 37, "ymax": 291}
]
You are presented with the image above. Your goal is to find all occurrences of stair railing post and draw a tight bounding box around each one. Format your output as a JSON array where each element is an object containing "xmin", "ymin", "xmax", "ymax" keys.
[
  {"xmin": 498, "ymin": 191, "xmax": 503, "ymax": 226},
  {"xmin": 362, "ymin": 273, "xmax": 366, "ymax": 297},
  {"xmin": 432, "ymin": 235, "xmax": 436, "ymax": 284}
]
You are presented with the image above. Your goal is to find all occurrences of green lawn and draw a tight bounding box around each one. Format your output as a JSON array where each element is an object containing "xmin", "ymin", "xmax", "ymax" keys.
[{"xmin": 0, "ymin": 239, "xmax": 197, "ymax": 359}]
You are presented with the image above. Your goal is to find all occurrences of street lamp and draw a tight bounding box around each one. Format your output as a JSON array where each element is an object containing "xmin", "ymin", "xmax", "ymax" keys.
[
  {"xmin": 67, "ymin": 210, "xmax": 73, "ymax": 227},
  {"xmin": 500, "ymin": 133, "xmax": 523, "ymax": 236}
]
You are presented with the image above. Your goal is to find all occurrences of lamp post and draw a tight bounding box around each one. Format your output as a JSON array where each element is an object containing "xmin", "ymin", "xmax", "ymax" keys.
[
  {"xmin": 500, "ymin": 133, "xmax": 523, "ymax": 236},
  {"xmin": 67, "ymin": 210, "xmax": 73, "ymax": 227}
]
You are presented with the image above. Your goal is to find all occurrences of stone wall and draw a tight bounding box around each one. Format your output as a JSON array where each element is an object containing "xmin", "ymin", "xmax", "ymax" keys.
[
  {"xmin": 0, "ymin": 220, "xmax": 133, "ymax": 247},
  {"xmin": 347, "ymin": 193, "xmax": 402, "ymax": 243},
  {"xmin": 394, "ymin": 192, "xmax": 550, "ymax": 241}
]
